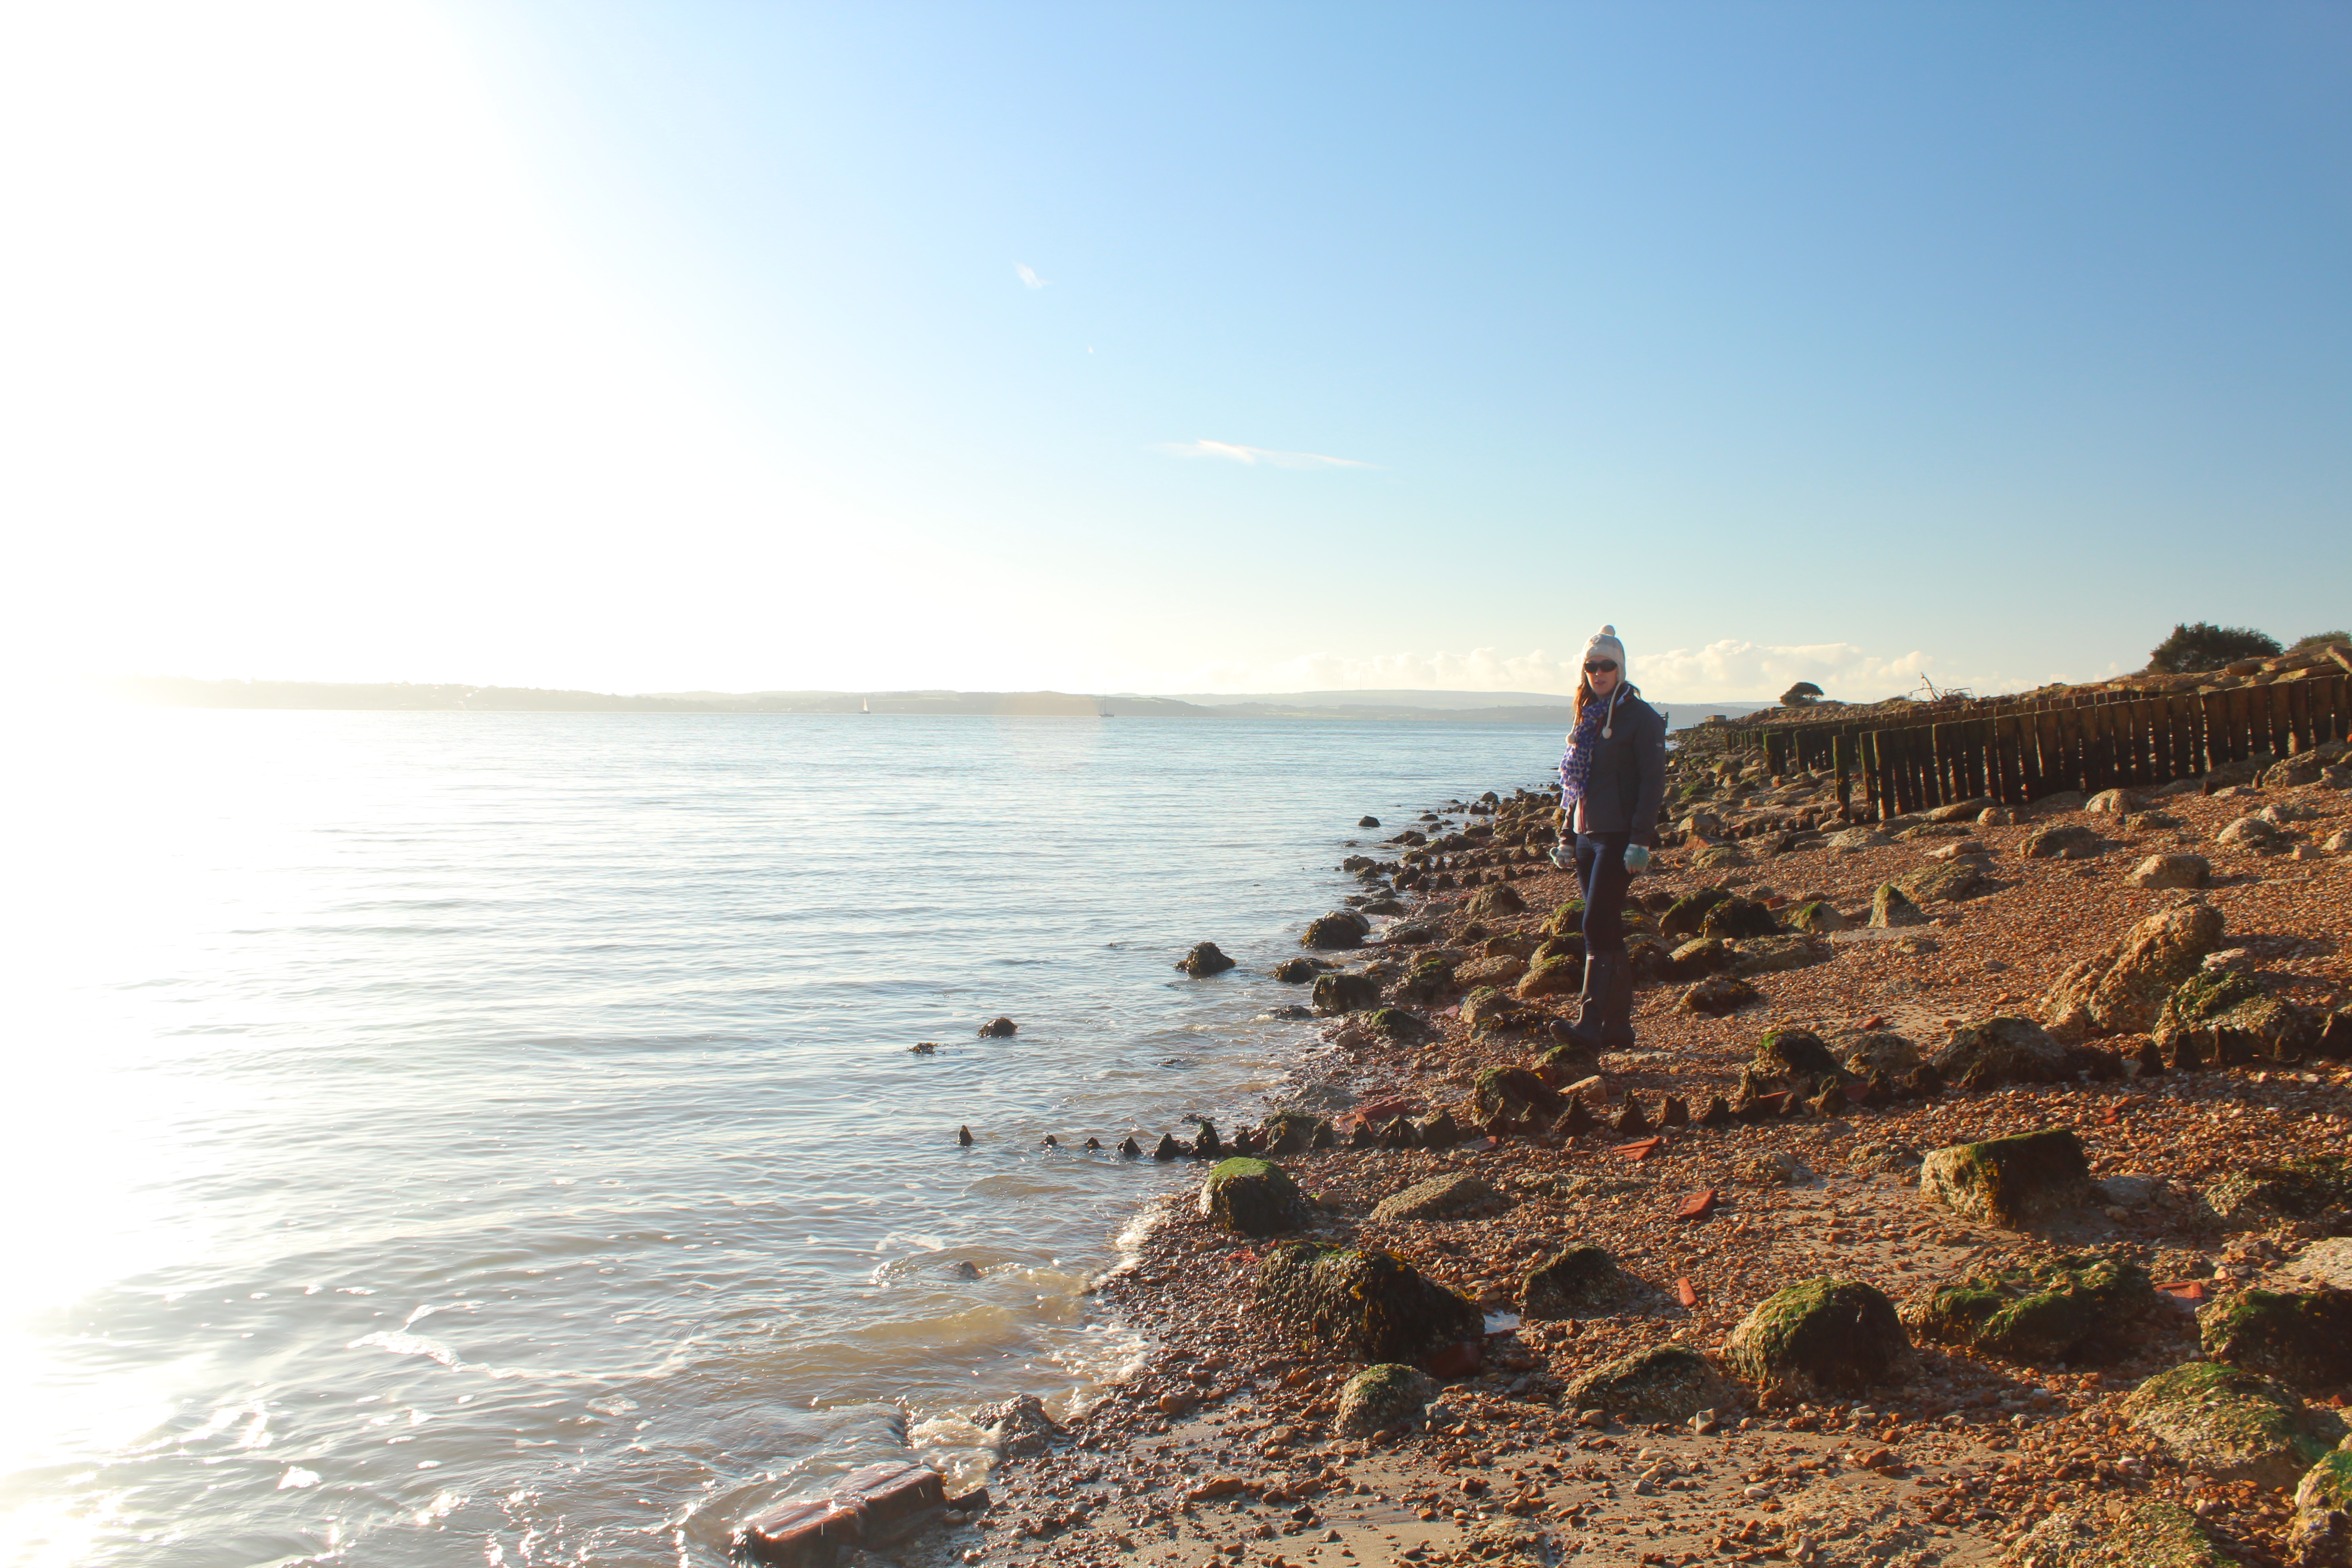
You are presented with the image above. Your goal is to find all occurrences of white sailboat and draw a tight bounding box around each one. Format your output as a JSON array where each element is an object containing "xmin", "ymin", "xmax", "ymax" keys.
[{"xmin": 860, "ymin": 696, "xmax": 872, "ymax": 715}]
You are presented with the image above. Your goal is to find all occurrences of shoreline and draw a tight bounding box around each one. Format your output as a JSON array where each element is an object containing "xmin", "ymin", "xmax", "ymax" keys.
[{"xmin": 777, "ymin": 741, "xmax": 2352, "ymax": 1568}]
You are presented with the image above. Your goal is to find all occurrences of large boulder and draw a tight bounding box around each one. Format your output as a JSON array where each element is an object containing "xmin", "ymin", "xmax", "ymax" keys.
[
  {"xmin": 2218, "ymin": 814, "xmax": 2286, "ymax": 850},
  {"xmin": 1563, "ymin": 1344, "xmax": 1729, "ymax": 1423},
  {"xmin": 1372, "ymin": 1173, "xmax": 1509, "ymax": 1224},
  {"xmin": 1271, "ymin": 957, "xmax": 1320, "ymax": 983},
  {"xmin": 1920, "ymin": 1130, "xmax": 2091, "ymax": 1228},
  {"xmin": 2024, "ymin": 823, "xmax": 2103, "ymax": 860},
  {"xmin": 1198, "ymin": 1157, "xmax": 1311, "ymax": 1235},
  {"xmin": 1903, "ymin": 1254, "xmax": 2153, "ymax": 1364},
  {"xmin": 1678, "ymin": 974, "xmax": 1758, "ymax": 1017},
  {"xmin": 1659, "ymin": 887, "xmax": 1732, "ymax": 941},
  {"xmin": 1837, "ymin": 1030, "xmax": 1922, "ymax": 1078},
  {"xmin": 2122, "ymin": 1362, "xmax": 2347, "ymax": 1488},
  {"xmin": 2129, "ymin": 853, "xmax": 2211, "ymax": 891},
  {"xmin": 2201, "ymin": 1288, "xmax": 2352, "ymax": 1392},
  {"xmin": 1302, "ymin": 911, "xmax": 1371, "ymax": 950},
  {"xmin": 1463, "ymin": 882, "xmax": 1526, "ymax": 919},
  {"xmin": 1724, "ymin": 1277, "xmax": 1914, "ymax": 1401},
  {"xmin": 1895, "ymin": 860, "xmax": 1989, "ymax": 904},
  {"xmin": 1311, "ymin": 971, "xmax": 1382, "ymax": 1015},
  {"xmin": 1362, "ymin": 1006, "xmax": 1431, "ymax": 1043},
  {"xmin": 1254, "ymin": 1243, "xmax": 1481, "ymax": 1363},
  {"xmin": 1333, "ymin": 1364, "xmax": 1439, "ymax": 1436},
  {"xmin": 1391, "ymin": 956, "xmax": 1456, "ymax": 1004},
  {"xmin": 1751, "ymin": 1028, "xmax": 1847, "ymax": 1085},
  {"xmin": 2291, "ymin": 1448, "xmax": 2352, "ymax": 1568},
  {"xmin": 1520, "ymin": 1245, "xmax": 1620, "ymax": 1318},
  {"xmin": 1459, "ymin": 986, "xmax": 1517, "ymax": 1029},
  {"xmin": 1470, "ymin": 1066, "xmax": 1558, "ymax": 1121},
  {"xmin": 2155, "ymin": 972, "xmax": 2315, "ymax": 1063},
  {"xmin": 1517, "ymin": 956, "xmax": 1583, "ymax": 1000},
  {"xmin": 1785, "ymin": 899, "xmax": 1849, "ymax": 934},
  {"xmin": 1932, "ymin": 1016, "xmax": 2069, "ymax": 1090},
  {"xmin": 2205, "ymin": 1157, "xmax": 2352, "ymax": 1228},
  {"xmin": 2007, "ymin": 1497, "xmax": 2230, "ymax": 1568},
  {"xmin": 2042, "ymin": 904, "xmax": 2226, "ymax": 1040},
  {"xmin": 1176, "ymin": 941, "xmax": 1238, "ymax": 977},
  {"xmin": 1869, "ymin": 883, "xmax": 1929, "ymax": 928},
  {"xmin": 1699, "ymin": 898, "xmax": 1780, "ymax": 940}
]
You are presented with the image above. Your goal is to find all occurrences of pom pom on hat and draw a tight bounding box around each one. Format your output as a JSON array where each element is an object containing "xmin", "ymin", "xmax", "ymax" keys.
[{"xmin": 1584, "ymin": 625, "xmax": 1627, "ymax": 671}]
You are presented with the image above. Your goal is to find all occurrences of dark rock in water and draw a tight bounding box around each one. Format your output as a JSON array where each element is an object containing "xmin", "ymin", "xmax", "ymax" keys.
[
  {"xmin": 1752, "ymin": 1028, "xmax": 1847, "ymax": 1084},
  {"xmin": 1254, "ymin": 1242, "xmax": 1481, "ymax": 1362},
  {"xmin": 1725, "ymin": 1276, "xmax": 1916, "ymax": 1401},
  {"xmin": 1333, "ymin": 1363, "xmax": 1436, "ymax": 1437},
  {"xmin": 1083, "ymin": 1137, "xmax": 1102, "ymax": 1151},
  {"xmin": 2202, "ymin": 1287, "xmax": 2352, "ymax": 1391},
  {"xmin": 1199, "ymin": 1156, "xmax": 1312, "ymax": 1235},
  {"xmin": 1311, "ymin": 971, "xmax": 1382, "ymax": 1016},
  {"xmin": 1698, "ymin": 1094, "xmax": 1734, "ymax": 1127},
  {"xmin": 1040, "ymin": 1134, "xmax": 1058, "ymax": 1148},
  {"xmin": 1191, "ymin": 1119, "xmax": 1223, "ymax": 1158},
  {"xmin": 2122, "ymin": 1362, "xmax": 2347, "ymax": 1488},
  {"xmin": 1152, "ymin": 1133, "xmax": 1181, "ymax": 1161},
  {"xmin": 1265, "ymin": 1004, "xmax": 1313, "ymax": 1019},
  {"xmin": 973, "ymin": 1392, "xmax": 1067, "ymax": 1459},
  {"xmin": 1933, "ymin": 1015, "xmax": 2068, "ymax": 1090},
  {"xmin": 951, "ymin": 1260, "xmax": 982, "ymax": 1280},
  {"xmin": 979, "ymin": 1016, "xmax": 1018, "ymax": 1038},
  {"xmin": 1661, "ymin": 1094, "xmax": 1690, "ymax": 1127},
  {"xmin": 1302, "ymin": 911, "xmax": 1370, "ymax": 950},
  {"xmin": 1565, "ymin": 1344, "xmax": 1729, "ymax": 1423},
  {"xmin": 1904, "ymin": 1253, "xmax": 2155, "ymax": 1364},
  {"xmin": 1176, "ymin": 941, "xmax": 1238, "ymax": 977},
  {"xmin": 1358, "ymin": 815, "xmax": 1382, "ymax": 828},
  {"xmin": 909, "ymin": 1041, "xmax": 937, "ymax": 1054},
  {"xmin": 1118, "ymin": 1136, "xmax": 1141, "ymax": 1158},
  {"xmin": 1921, "ymin": 1129, "xmax": 2090, "ymax": 1228},
  {"xmin": 957, "ymin": 1125, "xmax": 974, "ymax": 1146},
  {"xmin": 1521, "ymin": 1245, "xmax": 1618, "ymax": 1318},
  {"xmin": 1271, "ymin": 957, "xmax": 1320, "ymax": 984}
]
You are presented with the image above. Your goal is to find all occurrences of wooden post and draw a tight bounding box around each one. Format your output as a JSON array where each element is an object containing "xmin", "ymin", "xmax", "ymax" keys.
[{"xmin": 1997, "ymin": 713, "xmax": 2024, "ymax": 804}]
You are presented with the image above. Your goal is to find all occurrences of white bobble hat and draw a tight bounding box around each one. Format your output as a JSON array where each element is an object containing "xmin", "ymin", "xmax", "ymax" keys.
[{"xmin": 1584, "ymin": 625, "xmax": 1627, "ymax": 674}]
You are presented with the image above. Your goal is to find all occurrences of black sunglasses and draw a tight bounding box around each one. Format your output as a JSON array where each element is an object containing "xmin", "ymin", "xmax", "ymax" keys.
[{"xmin": 1583, "ymin": 661, "xmax": 1618, "ymax": 674}]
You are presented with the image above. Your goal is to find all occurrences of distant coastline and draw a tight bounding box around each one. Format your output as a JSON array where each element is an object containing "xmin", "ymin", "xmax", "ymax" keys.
[{"xmin": 99, "ymin": 676, "xmax": 1772, "ymax": 729}]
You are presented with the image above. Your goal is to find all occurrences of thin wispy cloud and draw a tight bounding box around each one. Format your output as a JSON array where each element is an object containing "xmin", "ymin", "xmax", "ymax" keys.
[
  {"xmin": 1156, "ymin": 439, "xmax": 1374, "ymax": 470},
  {"xmin": 1186, "ymin": 640, "xmax": 1985, "ymax": 702},
  {"xmin": 1014, "ymin": 263, "xmax": 1049, "ymax": 289}
]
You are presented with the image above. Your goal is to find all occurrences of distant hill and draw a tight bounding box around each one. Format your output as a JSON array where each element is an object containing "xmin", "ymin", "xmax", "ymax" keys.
[{"xmin": 103, "ymin": 676, "xmax": 1774, "ymax": 729}]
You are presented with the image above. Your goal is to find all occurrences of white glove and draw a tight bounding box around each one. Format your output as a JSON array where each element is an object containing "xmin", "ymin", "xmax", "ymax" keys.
[
  {"xmin": 1623, "ymin": 843, "xmax": 1651, "ymax": 874},
  {"xmin": 1549, "ymin": 843, "xmax": 1575, "ymax": 870}
]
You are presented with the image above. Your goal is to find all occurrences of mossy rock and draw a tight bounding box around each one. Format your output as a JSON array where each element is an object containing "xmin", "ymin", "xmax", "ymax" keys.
[
  {"xmin": 1271, "ymin": 956, "xmax": 1321, "ymax": 984},
  {"xmin": 1659, "ymin": 887, "xmax": 1732, "ymax": 941},
  {"xmin": 1541, "ymin": 898, "xmax": 1586, "ymax": 937},
  {"xmin": 2157, "ymin": 971, "xmax": 2315, "ymax": 1063},
  {"xmin": 1459, "ymin": 986, "xmax": 1516, "ymax": 1028},
  {"xmin": 1563, "ymin": 1344, "xmax": 1728, "ymax": 1422},
  {"xmin": 1198, "ymin": 1157, "xmax": 1311, "ymax": 1236},
  {"xmin": 1521, "ymin": 1245, "xmax": 1619, "ymax": 1318},
  {"xmin": 1869, "ymin": 883, "xmax": 1929, "ymax": 927},
  {"xmin": 1669, "ymin": 937, "xmax": 1733, "ymax": 979},
  {"xmin": 2205, "ymin": 1155, "xmax": 2352, "ymax": 1225},
  {"xmin": 1786, "ymin": 899, "xmax": 1848, "ymax": 934},
  {"xmin": 2290, "ymin": 1450, "xmax": 2352, "ymax": 1568},
  {"xmin": 2122, "ymin": 1361, "xmax": 2348, "ymax": 1488},
  {"xmin": 1334, "ymin": 1363, "xmax": 1438, "ymax": 1436},
  {"xmin": 1837, "ymin": 1030, "xmax": 1922, "ymax": 1078},
  {"xmin": 1253, "ymin": 1242, "xmax": 1481, "ymax": 1362},
  {"xmin": 1724, "ymin": 1276, "xmax": 1915, "ymax": 1401},
  {"xmin": 1903, "ymin": 1254, "xmax": 2154, "ymax": 1364},
  {"xmin": 1301, "ymin": 912, "xmax": 1368, "ymax": 950},
  {"xmin": 1729, "ymin": 936, "xmax": 1833, "ymax": 978},
  {"xmin": 1920, "ymin": 1129, "xmax": 2090, "ymax": 1229},
  {"xmin": 1699, "ymin": 897, "xmax": 1780, "ymax": 940},
  {"xmin": 1517, "ymin": 955, "xmax": 1583, "ymax": 1000},
  {"xmin": 1531, "ymin": 932, "xmax": 1586, "ymax": 970},
  {"xmin": 1894, "ymin": 859, "xmax": 1988, "ymax": 904},
  {"xmin": 1471, "ymin": 1065, "xmax": 1557, "ymax": 1120},
  {"xmin": 1932, "ymin": 1015, "xmax": 2069, "ymax": 1091},
  {"xmin": 1311, "ymin": 971, "xmax": 1382, "ymax": 1016},
  {"xmin": 1534, "ymin": 1039, "xmax": 1598, "ymax": 1086},
  {"xmin": 2200, "ymin": 1287, "xmax": 2352, "ymax": 1392},
  {"xmin": 2009, "ymin": 1497, "xmax": 2230, "ymax": 1568},
  {"xmin": 1678, "ymin": 974, "xmax": 1758, "ymax": 1017},
  {"xmin": 1363, "ymin": 1006, "xmax": 1431, "ymax": 1043},
  {"xmin": 1392, "ymin": 958, "xmax": 1455, "ymax": 1005},
  {"xmin": 1751, "ymin": 1028, "xmax": 1847, "ymax": 1084},
  {"xmin": 1372, "ymin": 1173, "xmax": 1507, "ymax": 1224}
]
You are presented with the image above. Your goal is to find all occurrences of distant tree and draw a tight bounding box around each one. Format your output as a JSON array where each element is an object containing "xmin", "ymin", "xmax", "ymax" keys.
[
  {"xmin": 2289, "ymin": 630, "xmax": 2350, "ymax": 652},
  {"xmin": 2146, "ymin": 622, "xmax": 2281, "ymax": 675},
  {"xmin": 1779, "ymin": 681, "xmax": 1824, "ymax": 707}
]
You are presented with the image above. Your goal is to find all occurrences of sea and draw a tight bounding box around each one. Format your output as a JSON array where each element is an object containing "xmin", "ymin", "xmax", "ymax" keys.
[{"xmin": 0, "ymin": 710, "xmax": 1564, "ymax": 1568}]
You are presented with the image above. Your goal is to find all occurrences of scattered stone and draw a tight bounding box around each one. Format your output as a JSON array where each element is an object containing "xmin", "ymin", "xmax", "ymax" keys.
[
  {"xmin": 1903, "ymin": 1253, "xmax": 2155, "ymax": 1363},
  {"xmin": 1176, "ymin": 941, "xmax": 1237, "ymax": 977},
  {"xmin": 1728, "ymin": 935, "xmax": 1833, "ymax": 977},
  {"xmin": 1470, "ymin": 1066, "xmax": 1557, "ymax": 1122},
  {"xmin": 2122, "ymin": 1362, "xmax": 2347, "ymax": 1488},
  {"xmin": 1302, "ymin": 911, "xmax": 1371, "ymax": 950},
  {"xmin": 1198, "ymin": 1157, "xmax": 1311, "ymax": 1236},
  {"xmin": 1333, "ymin": 1364, "xmax": 1437, "ymax": 1437},
  {"xmin": 1724, "ymin": 1277, "xmax": 1915, "ymax": 1401},
  {"xmin": 1826, "ymin": 827, "xmax": 1890, "ymax": 854},
  {"xmin": 1563, "ymin": 1344, "xmax": 1729, "ymax": 1423},
  {"xmin": 2006, "ymin": 1496, "xmax": 2229, "ymax": 1568},
  {"xmin": 1669, "ymin": 936, "xmax": 1734, "ymax": 979},
  {"xmin": 2155, "ymin": 970, "xmax": 2315, "ymax": 1063},
  {"xmin": 974, "ymin": 1392, "xmax": 1067, "ymax": 1459},
  {"xmin": 1357, "ymin": 815, "xmax": 1382, "ymax": 828},
  {"xmin": 1311, "ymin": 971, "xmax": 1381, "ymax": 1015},
  {"xmin": 2218, "ymin": 814, "xmax": 2285, "ymax": 849},
  {"xmin": 1785, "ymin": 899, "xmax": 1849, "ymax": 933},
  {"xmin": 1271, "ymin": 957, "xmax": 1320, "ymax": 983},
  {"xmin": 2201, "ymin": 1287, "xmax": 2352, "ymax": 1392},
  {"xmin": 1372, "ymin": 1173, "xmax": 1508, "ymax": 1223},
  {"xmin": 1516, "ymin": 956, "xmax": 1583, "ymax": 1000},
  {"xmin": 1895, "ymin": 859, "xmax": 1989, "ymax": 903},
  {"xmin": 1462, "ymin": 882, "xmax": 1527, "ymax": 919},
  {"xmin": 2024, "ymin": 823, "xmax": 2103, "ymax": 860},
  {"xmin": 1933, "ymin": 1015, "xmax": 2069, "ymax": 1090},
  {"xmin": 2205, "ymin": 1157, "xmax": 2352, "ymax": 1227},
  {"xmin": 1520, "ymin": 1245, "xmax": 1620, "ymax": 1318},
  {"xmin": 2043, "ymin": 903, "xmax": 2225, "ymax": 1040},
  {"xmin": 1838, "ymin": 1030, "xmax": 1922, "ymax": 1078},
  {"xmin": 1751, "ymin": 1027, "xmax": 1846, "ymax": 1084},
  {"xmin": 1920, "ymin": 1129, "xmax": 2091, "ymax": 1228},
  {"xmin": 1254, "ymin": 1242, "xmax": 1482, "ymax": 1362},
  {"xmin": 1869, "ymin": 883, "xmax": 1929, "ymax": 928},
  {"xmin": 1678, "ymin": 974, "xmax": 1758, "ymax": 1017},
  {"xmin": 1659, "ymin": 887, "xmax": 1734, "ymax": 940},
  {"xmin": 2128, "ymin": 853, "xmax": 2211, "ymax": 890},
  {"xmin": 1699, "ymin": 898, "xmax": 1779, "ymax": 940}
]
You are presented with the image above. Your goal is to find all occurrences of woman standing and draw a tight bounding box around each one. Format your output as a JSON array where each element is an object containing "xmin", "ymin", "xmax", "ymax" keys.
[{"xmin": 1550, "ymin": 626, "xmax": 1668, "ymax": 1050}]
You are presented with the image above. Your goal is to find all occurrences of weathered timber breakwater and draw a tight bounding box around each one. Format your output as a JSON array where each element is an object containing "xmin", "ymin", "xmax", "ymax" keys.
[{"xmin": 782, "ymin": 707, "xmax": 2352, "ymax": 1568}]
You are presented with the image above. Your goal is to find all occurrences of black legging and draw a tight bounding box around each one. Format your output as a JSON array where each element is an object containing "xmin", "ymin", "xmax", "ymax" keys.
[{"xmin": 1573, "ymin": 831, "xmax": 1631, "ymax": 956}]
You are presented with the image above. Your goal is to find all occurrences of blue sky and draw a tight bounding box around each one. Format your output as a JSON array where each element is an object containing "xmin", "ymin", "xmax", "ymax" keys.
[{"xmin": 5, "ymin": 2, "xmax": 2346, "ymax": 700}]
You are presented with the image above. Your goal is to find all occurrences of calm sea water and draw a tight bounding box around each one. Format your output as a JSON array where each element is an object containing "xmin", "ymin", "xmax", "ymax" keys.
[{"xmin": 0, "ymin": 710, "xmax": 1559, "ymax": 1568}]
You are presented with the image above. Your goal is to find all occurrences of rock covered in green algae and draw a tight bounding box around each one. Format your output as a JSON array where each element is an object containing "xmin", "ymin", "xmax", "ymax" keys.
[
  {"xmin": 1333, "ymin": 1363, "xmax": 1440, "ymax": 1437},
  {"xmin": 1678, "ymin": 973, "xmax": 1758, "ymax": 1017},
  {"xmin": 1253, "ymin": 1242, "xmax": 1481, "ymax": 1363},
  {"xmin": 1920, "ymin": 1129, "xmax": 2091, "ymax": 1228},
  {"xmin": 1564, "ymin": 1344, "xmax": 1728, "ymax": 1423},
  {"xmin": 1197, "ymin": 1157, "xmax": 1310, "ymax": 1236},
  {"xmin": 2156, "ymin": 970, "xmax": 2315, "ymax": 1063},
  {"xmin": 2205, "ymin": 1156, "xmax": 2352, "ymax": 1226},
  {"xmin": 1750, "ymin": 1028, "xmax": 1847, "ymax": 1085},
  {"xmin": 1698, "ymin": 897, "xmax": 1779, "ymax": 940},
  {"xmin": 1785, "ymin": 899, "xmax": 1847, "ymax": 934},
  {"xmin": 1932, "ymin": 1016, "xmax": 2071, "ymax": 1091},
  {"xmin": 2200, "ymin": 1287, "xmax": 2352, "ymax": 1392},
  {"xmin": 1668, "ymin": 937, "xmax": 1733, "ymax": 979},
  {"xmin": 1895, "ymin": 858, "xmax": 1989, "ymax": 904},
  {"xmin": 1310, "ymin": 971, "xmax": 1381, "ymax": 1015},
  {"xmin": 1869, "ymin": 882, "xmax": 1929, "ymax": 927},
  {"xmin": 1534, "ymin": 1039, "xmax": 1598, "ymax": 1086},
  {"xmin": 1391, "ymin": 957, "xmax": 1455, "ymax": 1005},
  {"xmin": 1658, "ymin": 887, "xmax": 1731, "ymax": 941},
  {"xmin": 1520, "ymin": 1245, "xmax": 1619, "ymax": 1319},
  {"xmin": 1516, "ymin": 955, "xmax": 1583, "ymax": 1000},
  {"xmin": 1371, "ymin": 1173, "xmax": 1507, "ymax": 1224},
  {"xmin": 1903, "ymin": 1253, "xmax": 2154, "ymax": 1363},
  {"xmin": 2004, "ymin": 1495, "xmax": 2230, "ymax": 1568},
  {"xmin": 1362, "ymin": 1006, "xmax": 1430, "ymax": 1043},
  {"xmin": 2121, "ymin": 1362, "xmax": 2348, "ymax": 1488},
  {"xmin": 2043, "ymin": 903, "xmax": 2225, "ymax": 1041},
  {"xmin": 2290, "ymin": 1445, "xmax": 2352, "ymax": 1568},
  {"xmin": 1724, "ymin": 1277, "xmax": 1915, "ymax": 1401},
  {"xmin": 1470, "ymin": 1065, "xmax": 1557, "ymax": 1121}
]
